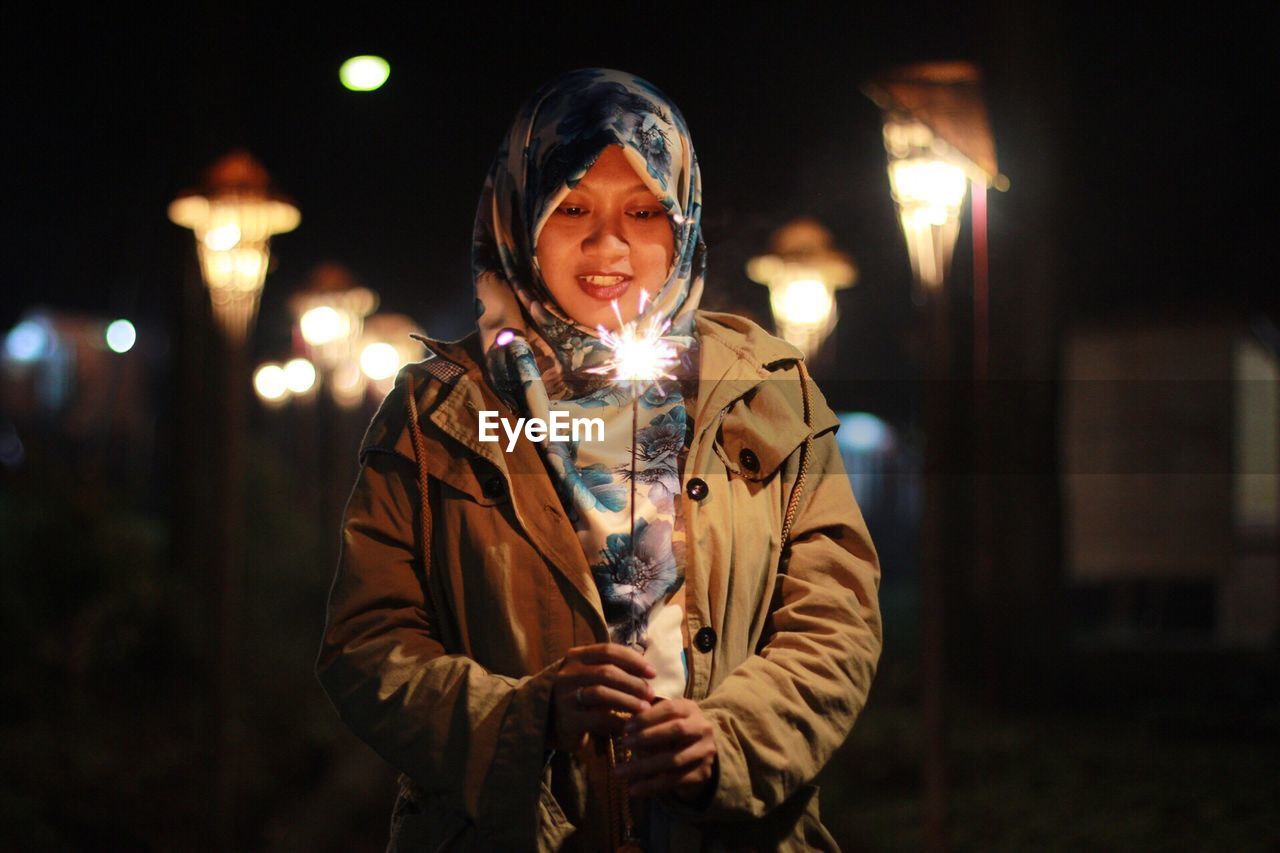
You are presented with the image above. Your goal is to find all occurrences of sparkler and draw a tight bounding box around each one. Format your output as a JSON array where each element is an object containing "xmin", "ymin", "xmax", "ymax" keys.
[
  {"xmin": 585, "ymin": 290, "xmax": 682, "ymax": 550},
  {"xmin": 585, "ymin": 289, "xmax": 682, "ymax": 850}
]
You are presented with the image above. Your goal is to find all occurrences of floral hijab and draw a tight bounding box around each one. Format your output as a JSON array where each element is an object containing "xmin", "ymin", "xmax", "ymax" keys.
[{"xmin": 471, "ymin": 68, "xmax": 705, "ymax": 697}]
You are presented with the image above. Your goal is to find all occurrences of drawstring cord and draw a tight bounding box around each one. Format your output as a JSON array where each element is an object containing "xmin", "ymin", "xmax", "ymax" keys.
[
  {"xmin": 781, "ymin": 359, "xmax": 815, "ymax": 551},
  {"xmin": 404, "ymin": 372, "xmax": 434, "ymax": 568}
]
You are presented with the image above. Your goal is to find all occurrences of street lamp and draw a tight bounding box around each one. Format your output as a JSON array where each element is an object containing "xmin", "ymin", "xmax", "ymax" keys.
[
  {"xmin": 865, "ymin": 62, "xmax": 1005, "ymax": 306},
  {"xmin": 865, "ymin": 61, "xmax": 1004, "ymax": 853},
  {"xmin": 169, "ymin": 149, "xmax": 298, "ymax": 849},
  {"xmin": 746, "ymin": 218, "xmax": 857, "ymax": 359},
  {"xmin": 168, "ymin": 150, "xmax": 300, "ymax": 343}
]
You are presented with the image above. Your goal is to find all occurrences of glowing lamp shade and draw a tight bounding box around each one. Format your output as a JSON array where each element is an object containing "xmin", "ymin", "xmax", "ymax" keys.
[
  {"xmin": 253, "ymin": 363, "xmax": 289, "ymax": 404},
  {"xmin": 105, "ymin": 319, "xmax": 136, "ymax": 354},
  {"xmin": 289, "ymin": 263, "xmax": 378, "ymax": 372},
  {"xmin": 770, "ymin": 278, "xmax": 834, "ymax": 329},
  {"xmin": 283, "ymin": 358, "xmax": 317, "ymax": 395},
  {"xmin": 889, "ymin": 158, "xmax": 968, "ymax": 224},
  {"xmin": 882, "ymin": 118, "xmax": 972, "ymax": 296},
  {"xmin": 747, "ymin": 219, "xmax": 856, "ymax": 359},
  {"xmin": 360, "ymin": 342, "xmax": 401, "ymax": 381},
  {"xmin": 204, "ymin": 223, "xmax": 242, "ymax": 251},
  {"xmin": 299, "ymin": 306, "xmax": 351, "ymax": 347},
  {"xmin": 169, "ymin": 150, "xmax": 300, "ymax": 343},
  {"xmin": 360, "ymin": 312, "xmax": 425, "ymax": 397},
  {"xmin": 339, "ymin": 55, "xmax": 390, "ymax": 92}
]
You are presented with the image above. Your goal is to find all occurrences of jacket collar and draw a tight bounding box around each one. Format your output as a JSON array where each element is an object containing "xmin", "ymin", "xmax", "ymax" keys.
[{"xmin": 417, "ymin": 309, "xmax": 806, "ymax": 452}]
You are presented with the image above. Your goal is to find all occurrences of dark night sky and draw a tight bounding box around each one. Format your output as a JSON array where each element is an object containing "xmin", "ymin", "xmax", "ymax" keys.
[{"xmin": 6, "ymin": 3, "xmax": 1272, "ymax": 400}]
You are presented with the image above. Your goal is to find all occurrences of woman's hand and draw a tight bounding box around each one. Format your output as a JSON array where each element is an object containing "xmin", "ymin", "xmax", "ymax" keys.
[
  {"xmin": 550, "ymin": 643, "xmax": 656, "ymax": 753},
  {"xmin": 613, "ymin": 698, "xmax": 718, "ymax": 802}
]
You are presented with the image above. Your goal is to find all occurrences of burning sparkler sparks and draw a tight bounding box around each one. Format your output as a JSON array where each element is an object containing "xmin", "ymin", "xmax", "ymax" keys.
[{"xmin": 585, "ymin": 290, "xmax": 680, "ymax": 399}]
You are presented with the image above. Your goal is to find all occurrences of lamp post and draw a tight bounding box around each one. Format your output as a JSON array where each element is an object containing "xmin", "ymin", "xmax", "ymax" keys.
[
  {"xmin": 169, "ymin": 149, "xmax": 298, "ymax": 850},
  {"xmin": 866, "ymin": 61, "xmax": 1002, "ymax": 853},
  {"xmin": 747, "ymin": 218, "xmax": 857, "ymax": 359},
  {"xmin": 288, "ymin": 262, "xmax": 378, "ymax": 528}
]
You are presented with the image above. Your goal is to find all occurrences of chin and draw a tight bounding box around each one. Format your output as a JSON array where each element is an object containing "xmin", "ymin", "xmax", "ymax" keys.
[
  {"xmin": 568, "ymin": 301, "xmax": 641, "ymax": 331},
  {"xmin": 594, "ymin": 309, "xmax": 642, "ymax": 332}
]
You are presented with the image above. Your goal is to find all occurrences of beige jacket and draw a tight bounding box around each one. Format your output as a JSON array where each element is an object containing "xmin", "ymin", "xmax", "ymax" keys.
[{"xmin": 316, "ymin": 310, "xmax": 883, "ymax": 851}]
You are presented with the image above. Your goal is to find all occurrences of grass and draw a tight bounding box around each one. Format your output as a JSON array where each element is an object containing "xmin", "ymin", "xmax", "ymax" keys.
[{"xmin": 815, "ymin": 676, "xmax": 1279, "ymax": 852}]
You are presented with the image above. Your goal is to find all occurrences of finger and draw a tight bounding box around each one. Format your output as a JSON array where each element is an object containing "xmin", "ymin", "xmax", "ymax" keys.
[
  {"xmin": 622, "ymin": 716, "xmax": 703, "ymax": 752},
  {"xmin": 617, "ymin": 736, "xmax": 713, "ymax": 782},
  {"xmin": 624, "ymin": 698, "xmax": 688, "ymax": 731},
  {"xmin": 583, "ymin": 663, "xmax": 657, "ymax": 703},
  {"xmin": 577, "ymin": 684, "xmax": 652, "ymax": 716},
  {"xmin": 558, "ymin": 661, "xmax": 653, "ymax": 704},
  {"xmin": 575, "ymin": 644, "xmax": 657, "ymax": 679}
]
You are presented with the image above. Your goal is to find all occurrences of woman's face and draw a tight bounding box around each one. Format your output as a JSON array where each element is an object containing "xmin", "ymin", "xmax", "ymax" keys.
[{"xmin": 535, "ymin": 145, "xmax": 674, "ymax": 330}]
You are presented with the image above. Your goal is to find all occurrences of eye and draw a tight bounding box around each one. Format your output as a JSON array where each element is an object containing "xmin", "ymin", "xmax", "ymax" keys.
[
  {"xmin": 557, "ymin": 205, "xmax": 587, "ymax": 218},
  {"xmin": 630, "ymin": 208, "xmax": 664, "ymax": 221}
]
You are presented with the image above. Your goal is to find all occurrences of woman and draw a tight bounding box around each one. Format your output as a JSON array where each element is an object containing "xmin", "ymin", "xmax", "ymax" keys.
[{"xmin": 316, "ymin": 68, "xmax": 883, "ymax": 852}]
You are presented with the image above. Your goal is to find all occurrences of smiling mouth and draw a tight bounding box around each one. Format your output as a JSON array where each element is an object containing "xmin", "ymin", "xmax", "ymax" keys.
[{"xmin": 577, "ymin": 275, "xmax": 632, "ymax": 299}]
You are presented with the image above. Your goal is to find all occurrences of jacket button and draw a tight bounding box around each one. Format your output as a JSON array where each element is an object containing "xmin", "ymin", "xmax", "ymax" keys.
[
  {"xmin": 694, "ymin": 627, "xmax": 717, "ymax": 653},
  {"xmin": 739, "ymin": 448, "xmax": 759, "ymax": 473},
  {"xmin": 482, "ymin": 476, "xmax": 505, "ymax": 499},
  {"xmin": 686, "ymin": 478, "xmax": 709, "ymax": 501}
]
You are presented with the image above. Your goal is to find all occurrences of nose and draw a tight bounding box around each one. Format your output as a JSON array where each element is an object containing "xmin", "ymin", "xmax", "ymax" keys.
[{"xmin": 582, "ymin": 214, "xmax": 628, "ymax": 260}]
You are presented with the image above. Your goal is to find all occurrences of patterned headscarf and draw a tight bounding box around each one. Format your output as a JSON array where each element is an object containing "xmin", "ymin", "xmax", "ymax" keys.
[
  {"xmin": 472, "ymin": 67, "xmax": 704, "ymax": 408},
  {"xmin": 471, "ymin": 68, "xmax": 704, "ymax": 695}
]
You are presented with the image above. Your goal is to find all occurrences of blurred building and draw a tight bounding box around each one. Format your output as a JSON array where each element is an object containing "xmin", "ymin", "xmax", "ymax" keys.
[{"xmin": 1061, "ymin": 317, "xmax": 1279, "ymax": 649}]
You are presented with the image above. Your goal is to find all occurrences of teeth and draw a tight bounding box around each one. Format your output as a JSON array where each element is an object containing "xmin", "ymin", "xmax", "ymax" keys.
[{"xmin": 581, "ymin": 275, "xmax": 627, "ymax": 285}]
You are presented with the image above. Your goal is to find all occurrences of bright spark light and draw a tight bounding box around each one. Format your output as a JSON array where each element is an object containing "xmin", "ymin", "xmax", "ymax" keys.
[{"xmin": 585, "ymin": 290, "xmax": 679, "ymax": 398}]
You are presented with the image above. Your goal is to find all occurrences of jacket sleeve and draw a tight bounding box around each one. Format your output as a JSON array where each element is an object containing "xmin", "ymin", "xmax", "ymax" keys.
[
  {"xmin": 664, "ymin": 417, "xmax": 884, "ymax": 823},
  {"xmin": 315, "ymin": 432, "xmax": 560, "ymax": 849}
]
